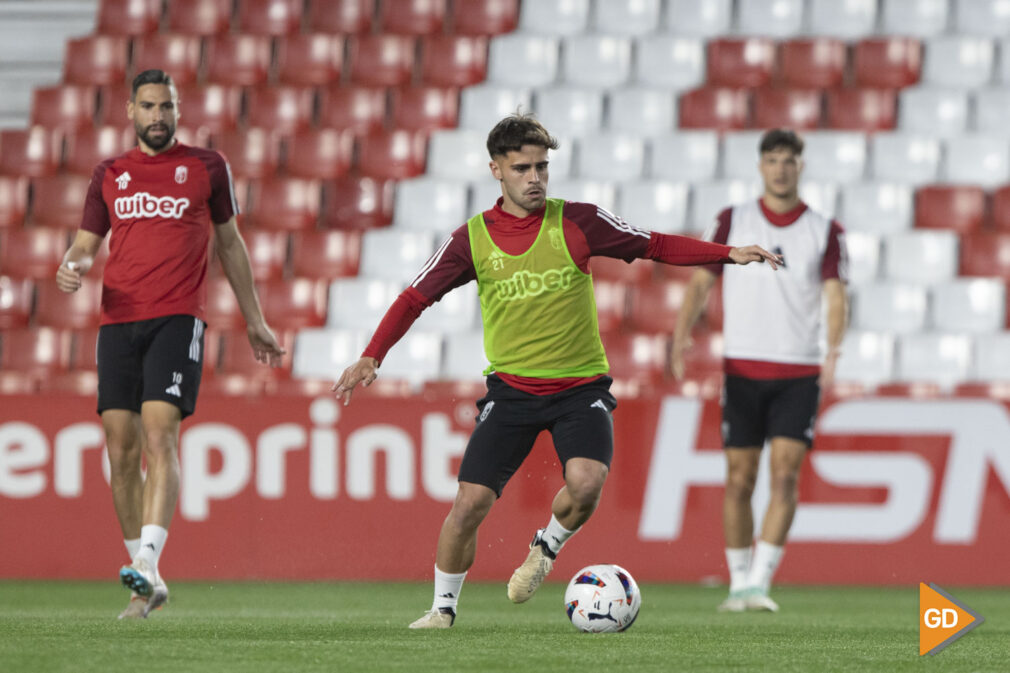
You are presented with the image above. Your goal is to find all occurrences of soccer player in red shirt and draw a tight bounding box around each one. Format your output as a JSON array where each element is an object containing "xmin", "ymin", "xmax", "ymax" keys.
[
  {"xmin": 333, "ymin": 113, "xmax": 782, "ymax": 628},
  {"xmin": 55, "ymin": 70, "xmax": 285, "ymax": 619}
]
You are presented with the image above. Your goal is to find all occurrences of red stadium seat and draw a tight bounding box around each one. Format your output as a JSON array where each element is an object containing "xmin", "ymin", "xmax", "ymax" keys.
[
  {"xmin": 290, "ymin": 229, "xmax": 361, "ymax": 278},
  {"xmin": 677, "ymin": 329, "xmax": 725, "ymax": 381},
  {"xmin": 166, "ymin": 0, "xmax": 232, "ymax": 35},
  {"xmin": 29, "ymin": 175, "xmax": 91, "ymax": 229},
  {"xmin": 590, "ymin": 255, "xmax": 652, "ymax": 285},
  {"xmin": 217, "ymin": 328, "xmax": 295, "ymax": 378},
  {"xmin": 678, "ymin": 87, "xmax": 751, "ymax": 131},
  {"xmin": 236, "ymin": 0, "xmax": 303, "ymax": 35},
  {"xmin": 221, "ymin": 229, "xmax": 289, "ymax": 280},
  {"xmin": 321, "ymin": 175, "xmax": 395, "ymax": 229},
  {"xmin": 348, "ymin": 35, "xmax": 417, "ymax": 87},
  {"xmin": 991, "ymin": 185, "xmax": 1010, "ymax": 231},
  {"xmin": 779, "ymin": 38, "xmax": 846, "ymax": 89},
  {"xmin": 0, "ymin": 327, "xmax": 72, "ymax": 376},
  {"xmin": 209, "ymin": 128, "xmax": 280, "ymax": 180},
  {"xmin": 452, "ymin": 0, "xmax": 518, "ymax": 36},
  {"xmin": 826, "ymin": 88, "xmax": 897, "ymax": 131},
  {"xmin": 752, "ymin": 88, "xmax": 823, "ymax": 130},
  {"xmin": 284, "ymin": 128, "xmax": 354, "ymax": 180},
  {"xmin": 356, "ymin": 130, "xmax": 428, "ymax": 180},
  {"xmin": 390, "ymin": 86, "xmax": 459, "ymax": 133},
  {"xmin": 70, "ymin": 327, "xmax": 100, "ymax": 371},
  {"xmin": 0, "ymin": 127, "xmax": 63, "ymax": 178},
  {"xmin": 318, "ymin": 86, "xmax": 388, "ymax": 137},
  {"xmin": 42, "ymin": 370, "xmax": 101, "ymax": 395},
  {"xmin": 34, "ymin": 279, "xmax": 102, "ymax": 329},
  {"xmin": 854, "ymin": 38, "xmax": 922, "ymax": 88},
  {"xmin": 63, "ymin": 35, "xmax": 130, "ymax": 86},
  {"xmin": 627, "ymin": 280, "xmax": 687, "ymax": 333},
  {"xmin": 600, "ymin": 332, "xmax": 669, "ymax": 386},
  {"xmin": 131, "ymin": 34, "xmax": 203, "ymax": 85},
  {"xmin": 31, "ymin": 85, "xmax": 98, "ymax": 133},
  {"xmin": 960, "ymin": 231, "xmax": 1010, "ymax": 279},
  {"xmin": 95, "ymin": 83, "xmax": 131, "ymax": 126},
  {"xmin": 204, "ymin": 277, "xmax": 244, "ymax": 330},
  {"xmin": 276, "ymin": 34, "xmax": 345, "ymax": 86},
  {"xmin": 0, "ymin": 277, "xmax": 34, "ymax": 329},
  {"xmin": 244, "ymin": 86, "xmax": 316, "ymax": 136},
  {"xmin": 244, "ymin": 177, "xmax": 321, "ymax": 230},
  {"xmin": 96, "ymin": 0, "xmax": 163, "ymax": 35},
  {"xmin": 592, "ymin": 280, "xmax": 629, "ymax": 334},
  {"xmin": 0, "ymin": 176, "xmax": 28, "ymax": 228},
  {"xmin": 307, "ymin": 0, "xmax": 375, "ymax": 34},
  {"xmin": 0, "ymin": 370, "xmax": 40, "ymax": 394},
  {"xmin": 175, "ymin": 84, "xmax": 243, "ymax": 135},
  {"xmin": 258, "ymin": 277, "xmax": 328, "ymax": 329},
  {"xmin": 914, "ymin": 185, "xmax": 986, "ymax": 235},
  {"xmin": 64, "ymin": 125, "xmax": 134, "ymax": 176},
  {"xmin": 419, "ymin": 35, "xmax": 488, "ymax": 87},
  {"xmin": 204, "ymin": 35, "xmax": 273, "ymax": 86},
  {"xmin": 706, "ymin": 38, "xmax": 776, "ymax": 88},
  {"xmin": 380, "ymin": 0, "xmax": 447, "ymax": 35},
  {"xmin": 0, "ymin": 228, "xmax": 66, "ymax": 279}
]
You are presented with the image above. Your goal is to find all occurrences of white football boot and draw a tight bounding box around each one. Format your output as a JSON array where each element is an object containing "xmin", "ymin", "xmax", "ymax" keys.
[
  {"xmin": 506, "ymin": 529, "xmax": 555, "ymax": 603},
  {"xmin": 119, "ymin": 558, "xmax": 169, "ymax": 616},
  {"xmin": 743, "ymin": 587, "xmax": 779, "ymax": 612},
  {"xmin": 717, "ymin": 590, "xmax": 748, "ymax": 613},
  {"xmin": 408, "ymin": 608, "xmax": 455, "ymax": 629}
]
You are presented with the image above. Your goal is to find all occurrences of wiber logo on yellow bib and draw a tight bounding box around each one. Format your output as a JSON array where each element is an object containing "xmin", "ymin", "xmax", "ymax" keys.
[
  {"xmin": 114, "ymin": 192, "xmax": 190, "ymax": 219},
  {"xmin": 493, "ymin": 267, "xmax": 576, "ymax": 301},
  {"xmin": 919, "ymin": 583, "xmax": 984, "ymax": 655}
]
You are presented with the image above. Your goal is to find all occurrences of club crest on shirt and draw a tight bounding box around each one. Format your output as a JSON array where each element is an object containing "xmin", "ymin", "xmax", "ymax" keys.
[
  {"xmin": 115, "ymin": 171, "xmax": 131, "ymax": 190},
  {"xmin": 175, "ymin": 165, "xmax": 188, "ymax": 184}
]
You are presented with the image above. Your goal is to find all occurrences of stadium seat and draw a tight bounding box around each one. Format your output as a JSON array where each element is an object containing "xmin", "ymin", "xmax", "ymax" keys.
[
  {"xmin": 245, "ymin": 86, "xmax": 316, "ymax": 137},
  {"xmin": 425, "ymin": 129, "xmax": 489, "ymax": 181},
  {"xmin": 931, "ymin": 278, "xmax": 1006, "ymax": 333},
  {"xmin": 440, "ymin": 330, "xmax": 488, "ymax": 382},
  {"xmin": 895, "ymin": 333, "xmax": 971, "ymax": 387},
  {"xmin": 752, "ymin": 88, "xmax": 823, "ymax": 131},
  {"xmin": 974, "ymin": 88, "xmax": 1010, "ymax": 135},
  {"xmin": 837, "ymin": 182, "xmax": 913, "ymax": 235},
  {"xmin": 600, "ymin": 332, "xmax": 668, "ymax": 386},
  {"xmin": 230, "ymin": 229, "xmax": 288, "ymax": 281},
  {"xmin": 778, "ymin": 38, "xmax": 846, "ymax": 89},
  {"xmin": 854, "ymin": 38, "xmax": 922, "ymax": 88},
  {"xmin": 94, "ymin": 83, "xmax": 131, "ymax": 126},
  {"xmin": 96, "ymin": 0, "xmax": 162, "ymax": 35},
  {"xmin": 204, "ymin": 277, "xmax": 244, "ymax": 330},
  {"xmin": 869, "ymin": 133, "xmax": 940, "ymax": 184},
  {"xmin": 291, "ymin": 327, "xmax": 368, "ymax": 379},
  {"xmin": 372, "ymin": 331, "xmax": 443, "ymax": 386},
  {"xmin": 802, "ymin": 132, "xmax": 867, "ymax": 183},
  {"xmin": 29, "ymin": 175, "xmax": 90, "ymax": 229},
  {"xmin": 921, "ymin": 36, "xmax": 995, "ymax": 88},
  {"xmin": 993, "ymin": 185, "xmax": 1010, "ymax": 231},
  {"xmin": 258, "ymin": 277, "xmax": 328, "ymax": 329},
  {"xmin": 943, "ymin": 134, "xmax": 1010, "ymax": 188},
  {"xmin": 532, "ymin": 87, "xmax": 604, "ymax": 137},
  {"xmin": 174, "ymin": 84, "xmax": 243, "ymax": 136},
  {"xmin": 217, "ymin": 328, "xmax": 294, "ymax": 379},
  {"xmin": 590, "ymin": 254, "xmax": 652, "ymax": 285},
  {"xmin": 321, "ymin": 176, "xmax": 394, "ymax": 229},
  {"xmin": 834, "ymin": 330, "xmax": 895, "ymax": 386},
  {"xmin": 166, "ymin": 0, "xmax": 232, "ymax": 35},
  {"xmin": 347, "ymin": 35, "xmax": 417, "ymax": 87},
  {"xmin": 0, "ymin": 327, "xmax": 72, "ymax": 377},
  {"xmin": 648, "ymin": 132, "xmax": 719, "ymax": 182},
  {"xmin": 664, "ymin": 0, "xmax": 732, "ymax": 36},
  {"xmin": 0, "ymin": 276, "xmax": 34, "ymax": 329},
  {"xmin": 284, "ymin": 128, "xmax": 354, "ymax": 180},
  {"xmin": 576, "ymin": 134, "xmax": 645, "ymax": 181},
  {"xmin": 236, "ymin": 0, "xmax": 303, "ymax": 35},
  {"xmin": 546, "ymin": 179, "xmax": 617, "ymax": 211},
  {"xmin": 34, "ymin": 279, "xmax": 102, "ymax": 329},
  {"xmin": 211, "ymin": 128, "xmax": 280, "ymax": 180},
  {"xmin": 326, "ymin": 277, "xmax": 401, "ymax": 330},
  {"xmin": 244, "ymin": 177, "xmax": 321, "ymax": 231},
  {"xmin": 517, "ymin": 0, "xmax": 588, "ymax": 35},
  {"xmin": 469, "ymin": 178, "xmax": 507, "ymax": 213},
  {"xmin": 678, "ymin": 87, "xmax": 750, "ymax": 131},
  {"xmin": 960, "ymin": 231, "xmax": 1010, "ymax": 279},
  {"xmin": 275, "ymin": 34, "xmax": 345, "ymax": 87},
  {"xmin": 131, "ymin": 34, "xmax": 202, "ymax": 86},
  {"xmin": 808, "ymin": 0, "xmax": 877, "ymax": 38},
  {"xmin": 318, "ymin": 86, "xmax": 388, "ymax": 137},
  {"xmin": 290, "ymin": 229, "xmax": 361, "ymax": 279},
  {"xmin": 458, "ymin": 84, "xmax": 532, "ymax": 132},
  {"xmin": 63, "ymin": 35, "xmax": 129, "ymax": 87},
  {"xmin": 705, "ymin": 38, "xmax": 775, "ymax": 88},
  {"xmin": 616, "ymin": 181, "xmax": 689, "ymax": 234},
  {"xmin": 392, "ymin": 177, "xmax": 468, "ymax": 231},
  {"xmin": 452, "ymin": 0, "xmax": 518, "ymax": 35},
  {"xmin": 0, "ymin": 176, "xmax": 28, "ymax": 228},
  {"xmin": 798, "ymin": 180, "xmax": 839, "ymax": 219},
  {"xmin": 841, "ymin": 230, "xmax": 881, "ymax": 285},
  {"xmin": 955, "ymin": 0, "xmax": 1010, "ymax": 36},
  {"xmin": 358, "ymin": 229, "xmax": 436, "ymax": 283},
  {"xmin": 721, "ymin": 130, "xmax": 765, "ymax": 180},
  {"xmin": 204, "ymin": 35, "xmax": 273, "ymax": 86},
  {"xmin": 737, "ymin": 0, "xmax": 804, "ymax": 37},
  {"xmin": 414, "ymin": 281, "xmax": 479, "ymax": 332},
  {"xmin": 633, "ymin": 35, "xmax": 705, "ymax": 91},
  {"xmin": 0, "ymin": 227, "xmax": 66, "ymax": 279},
  {"xmin": 380, "ymin": 0, "xmax": 447, "ymax": 35},
  {"xmin": 881, "ymin": 0, "xmax": 949, "ymax": 38},
  {"xmin": 607, "ymin": 87, "xmax": 676, "ymax": 137},
  {"xmin": 0, "ymin": 127, "xmax": 63, "ymax": 178},
  {"xmin": 851, "ymin": 281, "xmax": 928, "ymax": 332},
  {"xmin": 690, "ymin": 180, "xmax": 761, "ymax": 231},
  {"xmin": 419, "ymin": 35, "xmax": 489, "ymax": 87},
  {"xmin": 826, "ymin": 88, "xmax": 898, "ymax": 132},
  {"xmin": 593, "ymin": 0, "xmax": 661, "ymax": 36},
  {"xmin": 971, "ymin": 332, "xmax": 1010, "ymax": 380},
  {"xmin": 589, "ymin": 279, "xmax": 629, "ymax": 334},
  {"xmin": 626, "ymin": 280, "xmax": 687, "ymax": 333},
  {"xmin": 883, "ymin": 230, "xmax": 959, "ymax": 283},
  {"xmin": 30, "ymin": 85, "xmax": 98, "ymax": 133},
  {"xmin": 561, "ymin": 35, "xmax": 632, "ymax": 88},
  {"xmin": 356, "ymin": 130, "xmax": 429, "ymax": 180},
  {"xmin": 487, "ymin": 34, "xmax": 559, "ymax": 87},
  {"xmin": 390, "ymin": 86, "xmax": 460, "ymax": 133},
  {"xmin": 307, "ymin": 0, "xmax": 374, "ymax": 34},
  {"xmin": 914, "ymin": 185, "xmax": 986, "ymax": 235}
]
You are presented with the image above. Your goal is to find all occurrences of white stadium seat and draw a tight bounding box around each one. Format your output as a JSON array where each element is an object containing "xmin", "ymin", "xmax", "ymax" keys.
[
  {"xmin": 292, "ymin": 328, "xmax": 367, "ymax": 380},
  {"xmin": 377, "ymin": 331, "xmax": 443, "ymax": 386},
  {"xmin": 648, "ymin": 131, "xmax": 720, "ymax": 182},
  {"xmin": 851, "ymin": 281, "xmax": 928, "ymax": 332},
  {"xmin": 414, "ymin": 282, "xmax": 480, "ymax": 333},
  {"xmin": 808, "ymin": 0, "xmax": 878, "ymax": 38},
  {"xmin": 881, "ymin": 0, "xmax": 950, "ymax": 38},
  {"xmin": 837, "ymin": 182, "xmax": 914, "ymax": 235},
  {"xmin": 575, "ymin": 134, "xmax": 646, "ymax": 181},
  {"xmin": 955, "ymin": 0, "xmax": 1010, "ymax": 36},
  {"xmin": 843, "ymin": 230, "xmax": 882, "ymax": 286},
  {"xmin": 427, "ymin": 129, "xmax": 489, "ymax": 181},
  {"xmin": 942, "ymin": 134, "xmax": 1010, "ymax": 188},
  {"xmin": 883, "ymin": 230, "xmax": 959, "ymax": 284},
  {"xmin": 973, "ymin": 88, "xmax": 1010, "ymax": 135},
  {"xmin": 798, "ymin": 181, "xmax": 839, "ymax": 219},
  {"xmin": 458, "ymin": 85, "xmax": 532, "ymax": 132},
  {"xmin": 665, "ymin": 0, "xmax": 732, "ymax": 36},
  {"xmin": 690, "ymin": 180, "xmax": 761, "ymax": 231},
  {"xmin": 971, "ymin": 332, "xmax": 1010, "ymax": 380},
  {"xmin": 720, "ymin": 131, "xmax": 764, "ymax": 180},
  {"xmin": 1000, "ymin": 38, "xmax": 1010, "ymax": 84},
  {"xmin": 834, "ymin": 330, "xmax": 896, "ymax": 386},
  {"xmin": 869, "ymin": 133, "xmax": 941, "ymax": 184},
  {"xmin": 359, "ymin": 229, "xmax": 437, "ymax": 284},
  {"xmin": 930, "ymin": 278, "xmax": 1006, "ymax": 333},
  {"xmin": 518, "ymin": 0, "xmax": 590, "ymax": 36},
  {"xmin": 898, "ymin": 87, "xmax": 970, "ymax": 138},
  {"xmin": 487, "ymin": 34, "xmax": 559, "ymax": 87},
  {"xmin": 801, "ymin": 131, "xmax": 867, "ymax": 183},
  {"xmin": 606, "ymin": 87, "xmax": 676, "ymax": 137},
  {"xmin": 547, "ymin": 178, "xmax": 617, "ymax": 211},
  {"xmin": 393, "ymin": 177, "xmax": 469, "ymax": 232},
  {"xmin": 560, "ymin": 35, "xmax": 632, "ymax": 88},
  {"xmin": 532, "ymin": 87, "xmax": 604, "ymax": 137},
  {"xmin": 895, "ymin": 333, "xmax": 972, "ymax": 386},
  {"xmin": 593, "ymin": 0, "xmax": 662, "ymax": 36},
  {"xmin": 633, "ymin": 35, "xmax": 706, "ymax": 90},
  {"xmin": 921, "ymin": 36, "xmax": 995, "ymax": 88},
  {"xmin": 469, "ymin": 179, "xmax": 503, "ymax": 214},
  {"xmin": 616, "ymin": 181, "xmax": 690, "ymax": 234},
  {"xmin": 326, "ymin": 278, "xmax": 401, "ymax": 330},
  {"xmin": 736, "ymin": 0, "xmax": 805, "ymax": 37},
  {"xmin": 442, "ymin": 330, "xmax": 490, "ymax": 381}
]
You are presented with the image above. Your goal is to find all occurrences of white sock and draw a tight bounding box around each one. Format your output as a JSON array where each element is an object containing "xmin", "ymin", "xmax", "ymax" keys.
[
  {"xmin": 540, "ymin": 514, "xmax": 577, "ymax": 556},
  {"xmin": 134, "ymin": 525, "xmax": 168, "ymax": 571},
  {"xmin": 747, "ymin": 540, "xmax": 784, "ymax": 593},
  {"xmin": 725, "ymin": 547, "xmax": 752, "ymax": 594},
  {"xmin": 125, "ymin": 538, "xmax": 141, "ymax": 561},
  {"xmin": 432, "ymin": 565, "xmax": 467, "ymax": 612}
]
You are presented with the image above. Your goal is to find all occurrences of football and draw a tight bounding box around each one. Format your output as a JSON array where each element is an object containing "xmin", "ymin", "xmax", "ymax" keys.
[{"xmin": 564, "ymin": 564, "xmax": 641, "ymax": 633}]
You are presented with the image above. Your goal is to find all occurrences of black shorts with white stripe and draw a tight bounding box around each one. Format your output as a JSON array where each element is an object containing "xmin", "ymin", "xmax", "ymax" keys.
[{"xmin": 97, "ymin": 314, "xmax": 206, "ymax": 418}]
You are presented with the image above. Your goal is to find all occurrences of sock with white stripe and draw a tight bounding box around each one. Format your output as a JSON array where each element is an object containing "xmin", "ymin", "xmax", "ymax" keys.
[
  {"xmin": 133, "ymin": 525, "xmax": 168, "ymax": 572},
  {"xmin": 747, "ymin": 540, "xmax": 784, "ymax": 593},
  {"xmin": 432, "ymin": 565, "xmax": 466, "ymax": 612},
  {"xmin": 725, "ymin": 547, "xmax": 752, "ymax": 594}
]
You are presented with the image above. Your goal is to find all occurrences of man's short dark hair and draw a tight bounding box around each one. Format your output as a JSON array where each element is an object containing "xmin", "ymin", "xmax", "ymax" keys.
[
  {"xmin": 759, "ymin": 128, "xmax": 804, "ymax": 156},
  {"xmin": 486, "ymin": 112, "xmax": 559, "ymax": 158},
  {"xmin": 131, "ymin": 69, "xmax": 175, "ymax": 100}
]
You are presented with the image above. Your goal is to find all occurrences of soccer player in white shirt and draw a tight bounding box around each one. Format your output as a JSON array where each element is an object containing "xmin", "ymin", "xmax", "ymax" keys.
[{"xmin": 672, "ymin": 128, "xmax": 849, "ymax": 612}]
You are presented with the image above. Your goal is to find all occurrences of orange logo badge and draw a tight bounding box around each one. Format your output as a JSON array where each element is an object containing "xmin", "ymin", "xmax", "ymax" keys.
[{"xmin": 919, "ymin": 583, "xmax": 984, "ymax": 655}]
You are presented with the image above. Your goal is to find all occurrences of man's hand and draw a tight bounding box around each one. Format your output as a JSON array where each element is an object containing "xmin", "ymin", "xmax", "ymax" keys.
[
  {"xmin": 56, "ymin": 261, "xmax": 83, "ymax": 293},
  {"xmin": 247, "ymin": 322, "xmax": 286, "ymax": 367},
  {"xmin": 670, "ymin": 335, "xmax": 693, "ymax": 380},
  {"xmin": 332, "ymin": 357, "xmax": 379, "ymax": 406},
  {"xmin": 728, "ymin": 245, "xmax": 783, "ymax": 269}
]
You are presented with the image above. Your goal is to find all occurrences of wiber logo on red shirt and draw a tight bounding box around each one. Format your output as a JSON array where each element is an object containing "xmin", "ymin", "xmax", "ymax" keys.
[{"xmin": 114, "ymin": 192, "xmax": 191, "ymax": 220}]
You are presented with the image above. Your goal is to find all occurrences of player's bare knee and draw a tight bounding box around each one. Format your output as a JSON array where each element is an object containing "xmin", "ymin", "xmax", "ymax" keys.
[
  {"xmin": 725, "ymin": 472, "xmax": 756, "ymax": 502},
  {"xmin": 769, "ymin": 471, "xmax": 799, "ymax": 502}
]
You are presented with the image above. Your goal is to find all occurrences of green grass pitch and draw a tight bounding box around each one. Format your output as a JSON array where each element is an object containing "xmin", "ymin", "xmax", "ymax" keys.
[{"xmin": 0, "ymin": 581, "xmax": 1005, "ymax": 672}]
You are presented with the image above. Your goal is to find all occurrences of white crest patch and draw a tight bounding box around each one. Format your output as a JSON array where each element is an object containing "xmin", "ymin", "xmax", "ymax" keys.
[{"xmin": 175, "ymin": 165, "xmax": 188, "ymax": 184}]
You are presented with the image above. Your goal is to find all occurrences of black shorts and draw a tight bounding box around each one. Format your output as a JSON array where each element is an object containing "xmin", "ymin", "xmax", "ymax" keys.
[
  {"xmin": 97, "ymin": 314, "xmax": 206, "ymax": 418},
  {"xmin": 721, "ymin": 374, "xmax": 820, "ymax": 449},
  {"xmin": 457, "ymin": 374, "xmax": 618, "ymax": 497}
]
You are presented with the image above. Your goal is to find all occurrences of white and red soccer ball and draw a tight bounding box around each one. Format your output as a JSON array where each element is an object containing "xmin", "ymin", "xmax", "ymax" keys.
[{"xmin": 564, "ymin": 564, "xmax": 641, "ymax": 633}]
